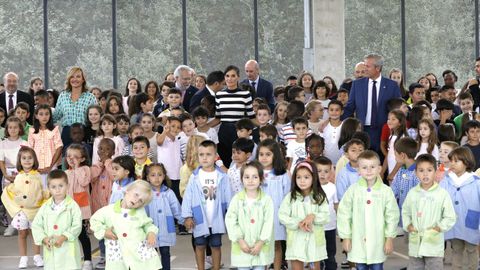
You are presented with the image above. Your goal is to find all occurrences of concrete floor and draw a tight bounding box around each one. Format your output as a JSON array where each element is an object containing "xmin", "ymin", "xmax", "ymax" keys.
[{"xmin": 0, "ymin": 226, "xmax": 460, "ymax": 269}]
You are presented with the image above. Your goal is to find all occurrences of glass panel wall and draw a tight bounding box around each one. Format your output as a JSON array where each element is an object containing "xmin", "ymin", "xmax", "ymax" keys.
[{"xmin": 48, "ymin": 0, "xmax": 113, "ymax": 90}]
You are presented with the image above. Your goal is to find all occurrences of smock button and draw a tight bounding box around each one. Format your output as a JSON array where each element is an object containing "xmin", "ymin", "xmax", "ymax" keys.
[
  {"xmin": 123, "ymin": 213, "xmax": 128, "ymax": 218},
  {"xmin": 455, "ymin": 201, "xmax": 459, "ymax": 205},
  {"xmin": 367, "ymin": 200, "xmax": 371, "ymax": 204},
  {"xmin": 25, "ymin": 181, "xmax": 29, "ymax": 184},
  {"xmin": 457, "ymin": 187, "xmax": 460, "ymax": 191},
  {"xmin": 158, "ymin": 209, "xmax": 162, "ymax": 213},
  {"xmin": 251, "ymin": 219, "xmax": 255, "ymax": 224},
  {"xmin": 102, "ymin": 186, "xmax": 105, "ymax": 189},
  {"xmin": 123, "ymin": 233, "xmax": 127, "ymax": 237},
  {"xmin": 53, "ymin": 225, "xmax": 58, "ymax": 230},
  {"xmin": 23, "ymin": 195, "xmax": 27, "ymax": 199}
]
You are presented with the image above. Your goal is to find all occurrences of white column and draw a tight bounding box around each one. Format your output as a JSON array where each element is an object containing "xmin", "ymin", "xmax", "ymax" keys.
[{"xmin": 304, "ymin": 0, "xmax": 345, "ymax": 83}]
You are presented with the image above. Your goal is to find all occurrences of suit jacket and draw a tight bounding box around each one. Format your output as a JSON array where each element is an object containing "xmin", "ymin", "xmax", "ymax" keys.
[
  {"xmin": 181, "ymin": 85, "xmax": 198, "ymax": 113},
  {"xmin": 189, "ymin": 88, "xmax": 212, "ymax": 112},
  {"xmin": 242, "ymin": 77, "xmax": 275, "ymax": 112},
  {"xmin": 342, "ymin": 76, "xmax": 401, "ymax": 127},
  {"xmin": 0, "ymin": 90, "xmax": 35, "ymax": 124}
]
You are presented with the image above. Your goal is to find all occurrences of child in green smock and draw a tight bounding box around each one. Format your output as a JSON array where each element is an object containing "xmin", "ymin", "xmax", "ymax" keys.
[
  {"xmin": 31, "ymin": 170, "xmax": 82, "ymax": 270},
  {"xmin": 278, "ymin": 160, "xmax": 330, "ymax": 270},
  {"xmin": 337, "ymin": 150, "xmax": 400, "ymax": 269},
  {"xmin": 225, "ymin": 161, "xmax": 275, "ymax": 270},
  {"xmin": 90, "ymin": 180, "xmax": 161, "ymax": 270},
  {"xmin": 402, "ymin": 154, "xmax": 456, "ymax": 269}
]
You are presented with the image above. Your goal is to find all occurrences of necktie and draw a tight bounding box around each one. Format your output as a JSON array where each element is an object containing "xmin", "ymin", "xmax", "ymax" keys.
[
  {"xmin": 371, "ymin": 81, "xmax": 377, "ymax": 127},
  {"xmin": 251, "ymin": 81, "xmax": 256, "ymax": 89},
  {"xmin": 8, "ymin": 94, "xmax": 13, "ymax": 113}
]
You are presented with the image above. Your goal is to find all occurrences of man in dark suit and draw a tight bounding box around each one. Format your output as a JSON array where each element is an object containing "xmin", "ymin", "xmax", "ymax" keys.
[
  {"xmin": 467, "ymin": 57, "xmax": 480, "ymax": 110},
  {"xmin": 342, "ymin": 54, "xmax": 401, "ymax": 152},
  {"xmin": 242, "ymin": 60, "xmax": 275, "ymax": 111},
  {"xmin": 174, "ymin": 65, "xmax": 198, "ymax": 112},
  {"xmin": 0, "ymin": 72, "xmax": 35, "ymax": 124},
  {"xmin": 189, "ymin": 70, "xmax": 225, "ymax": 112}
]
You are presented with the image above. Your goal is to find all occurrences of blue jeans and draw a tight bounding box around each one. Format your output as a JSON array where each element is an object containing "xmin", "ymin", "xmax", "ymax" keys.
[{"xmin": 356, "ymin": 263, "xmax": 383, "ymax": 270}]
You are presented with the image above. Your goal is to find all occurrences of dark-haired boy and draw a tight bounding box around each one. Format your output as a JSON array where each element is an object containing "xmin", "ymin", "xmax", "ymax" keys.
[
  {"xmin": 193, "ymin": 106, "xmax": 218, "ymax": 144},
  {"xmin": 278, "ymin": 100, "xmax": 312, "ymax": 145},
  {"xmin": 235, "ymin": 118, "xmax": 257, "ymax": 161},
  {"xmin": 391, "ymin": 137, "xmax": 419, "ymax": 239},
  {"xmin": 463, "ymin": 120, "xmax": 480, "ymax": 170},
  {"xmin": 336, "ymin": 139, "xmax": 365, "ymax": 200},
  {"xmin": 228, "ymin": 138, "xmax": 254, "ymax": 195},
  {"xmin": 286, "ymin": 117, "xmax": 309, "ymax": 173},
  {"xmin": 313, "ymin": 156, "xmax": 338, "ymax": 270},
  {"xmin": 259, "ymin": 124, "xmax": 278, "ymax": 142},
  {"xmin": 14, "ymin": 102, "xmax": 31, "ymax": 140},
  {"xmin": 433, "ymin": 98, "xmax": 456, "ymax": 127},
  {"xmin": 132, "ymin": 136, "xmax": 152, "ymax": 179}
]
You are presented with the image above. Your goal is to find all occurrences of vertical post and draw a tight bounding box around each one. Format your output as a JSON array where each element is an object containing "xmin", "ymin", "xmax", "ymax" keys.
[
  {"xmin": 303, "ymin": 0, "xmax": 314, "ymax": 72},
  {"xmin": 43, "ymin": 0, "xmax": 49, "ymax": 88},
  {"xmin": 112, "ymin": 0, "xmax": 118, "ymax": 89},
  {"xmin": 304, "ymin": 0, "xmax": 312, "ymax": 49},
  {"xmin": 401, "ymin": 0, "xmax": 406, "ymax": 81},
  {"xmin": 182, "ymin": 0, "xmax": 188, "ymax": 65},
  {"xmin": 476, "ymin": 0, "xmax": 479, "ymax": 59},
  {"xmin": 253, "ymin": 0, "xmax": 259, "ymax": 61}
]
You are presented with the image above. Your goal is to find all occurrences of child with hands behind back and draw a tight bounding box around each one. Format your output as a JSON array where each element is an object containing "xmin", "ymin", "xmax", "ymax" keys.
[
  {"xmin": 278, "ymin": 160, "xmax": 330, "ymax": 270},
  {"xmin": 337, "ymin": 150, "xmax": 399, "ymax": 270},
  {"xmin": 31, "ymin": 170, "xmax": 82, "ymax": 270},
  {"xmin": 225, "ymin": 161, "xmax": 275, "ymax": 270},
  {"xmin": 90, "ymin": 180, "xmax": 161, "ymax": 270}
]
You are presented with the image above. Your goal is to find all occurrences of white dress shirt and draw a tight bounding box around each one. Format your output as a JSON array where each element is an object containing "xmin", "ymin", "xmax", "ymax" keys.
[
  {"xmin": 365, "ymin": 75, "xmax": 381, "ymax": 126},
  {"xmin": 249, "ymin": 77, "xmax": 259, "ymax": 91}
]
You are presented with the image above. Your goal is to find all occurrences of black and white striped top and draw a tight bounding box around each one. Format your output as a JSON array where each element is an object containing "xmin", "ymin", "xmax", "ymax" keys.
[{"xmin": 215, "ymin": 88, "xmax": 254, "ymax": 122}]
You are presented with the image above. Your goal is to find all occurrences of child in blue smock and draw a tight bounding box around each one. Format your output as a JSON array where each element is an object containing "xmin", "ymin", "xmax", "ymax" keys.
[
  {"xmin": 257, "ymin": 139, "xmax": 290, "ymax": 269},
  {"xmin": 440, "ymin": 147, "xmax": 480, "ymax": 270},
  {"xmin": 144, "ymin": 163, "xmax": 182, "ymax": 270}
]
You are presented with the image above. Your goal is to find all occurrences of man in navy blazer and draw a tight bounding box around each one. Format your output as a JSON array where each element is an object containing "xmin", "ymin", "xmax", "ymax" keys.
[
  {"xmin": 242, "ymin": 60, "xmax": 275, "ymax": 111},
  {"xmin": 174, "ymin": 65, "xmax": 198, "ymax": 112},
  {"xmin": 189, "ymin": 70, "xmax": 225, "ymax": 112},
  {"xmin": 342, "ymin": 54, "xmax": 401, "ymax": 152},
  {"xmin": 0, "ymin": 72, "xmax": 35, "ymax": 124}
]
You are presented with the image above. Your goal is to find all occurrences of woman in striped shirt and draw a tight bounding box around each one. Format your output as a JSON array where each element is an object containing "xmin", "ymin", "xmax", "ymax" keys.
[{"xmin": 209, "ymin": 65, "xmax": 254, "ymax": 167}]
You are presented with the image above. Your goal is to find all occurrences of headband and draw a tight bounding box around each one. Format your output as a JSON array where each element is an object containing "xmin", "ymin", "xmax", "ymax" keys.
[{"xmin": 296, "ymin": 161, "xmax": 313, "ymax": 172}]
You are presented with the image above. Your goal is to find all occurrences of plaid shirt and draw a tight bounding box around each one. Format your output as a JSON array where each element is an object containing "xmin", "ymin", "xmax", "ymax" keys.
[
  {"xmin": 391, "ymin": 163, "xmax": 419, "ymax": 226},
  {"xmin": 53, "ymin": 91, "xmax": 97, "ymax": 126}
]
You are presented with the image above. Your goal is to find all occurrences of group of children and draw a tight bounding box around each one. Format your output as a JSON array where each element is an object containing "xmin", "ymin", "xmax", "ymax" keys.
[{"xmin": 0, "ymin": 74, "xmax": 480, "ymax": 270}]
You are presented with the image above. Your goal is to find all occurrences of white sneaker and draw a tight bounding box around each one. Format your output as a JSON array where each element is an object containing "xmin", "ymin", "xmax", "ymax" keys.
[
  {"xmin": 33, "ymin": 254, "xmax": 44, "ymax": 267},
  {"xmin": 18, "ymin": 256, "xmax": 28, "ymax": 269},
  {"xmin": 83, "ymin": 260, "xmax": 93, "ymax": 270},
  {"xmin": 4, "ymin": 224, "xmax": 16, "ymax": 236}
]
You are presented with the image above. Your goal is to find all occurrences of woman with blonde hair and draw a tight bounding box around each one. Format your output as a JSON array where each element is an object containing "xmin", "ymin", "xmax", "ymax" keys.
[{"xmin": 53, "ymin": 67, "xmax": 97, "ymax": 146}]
